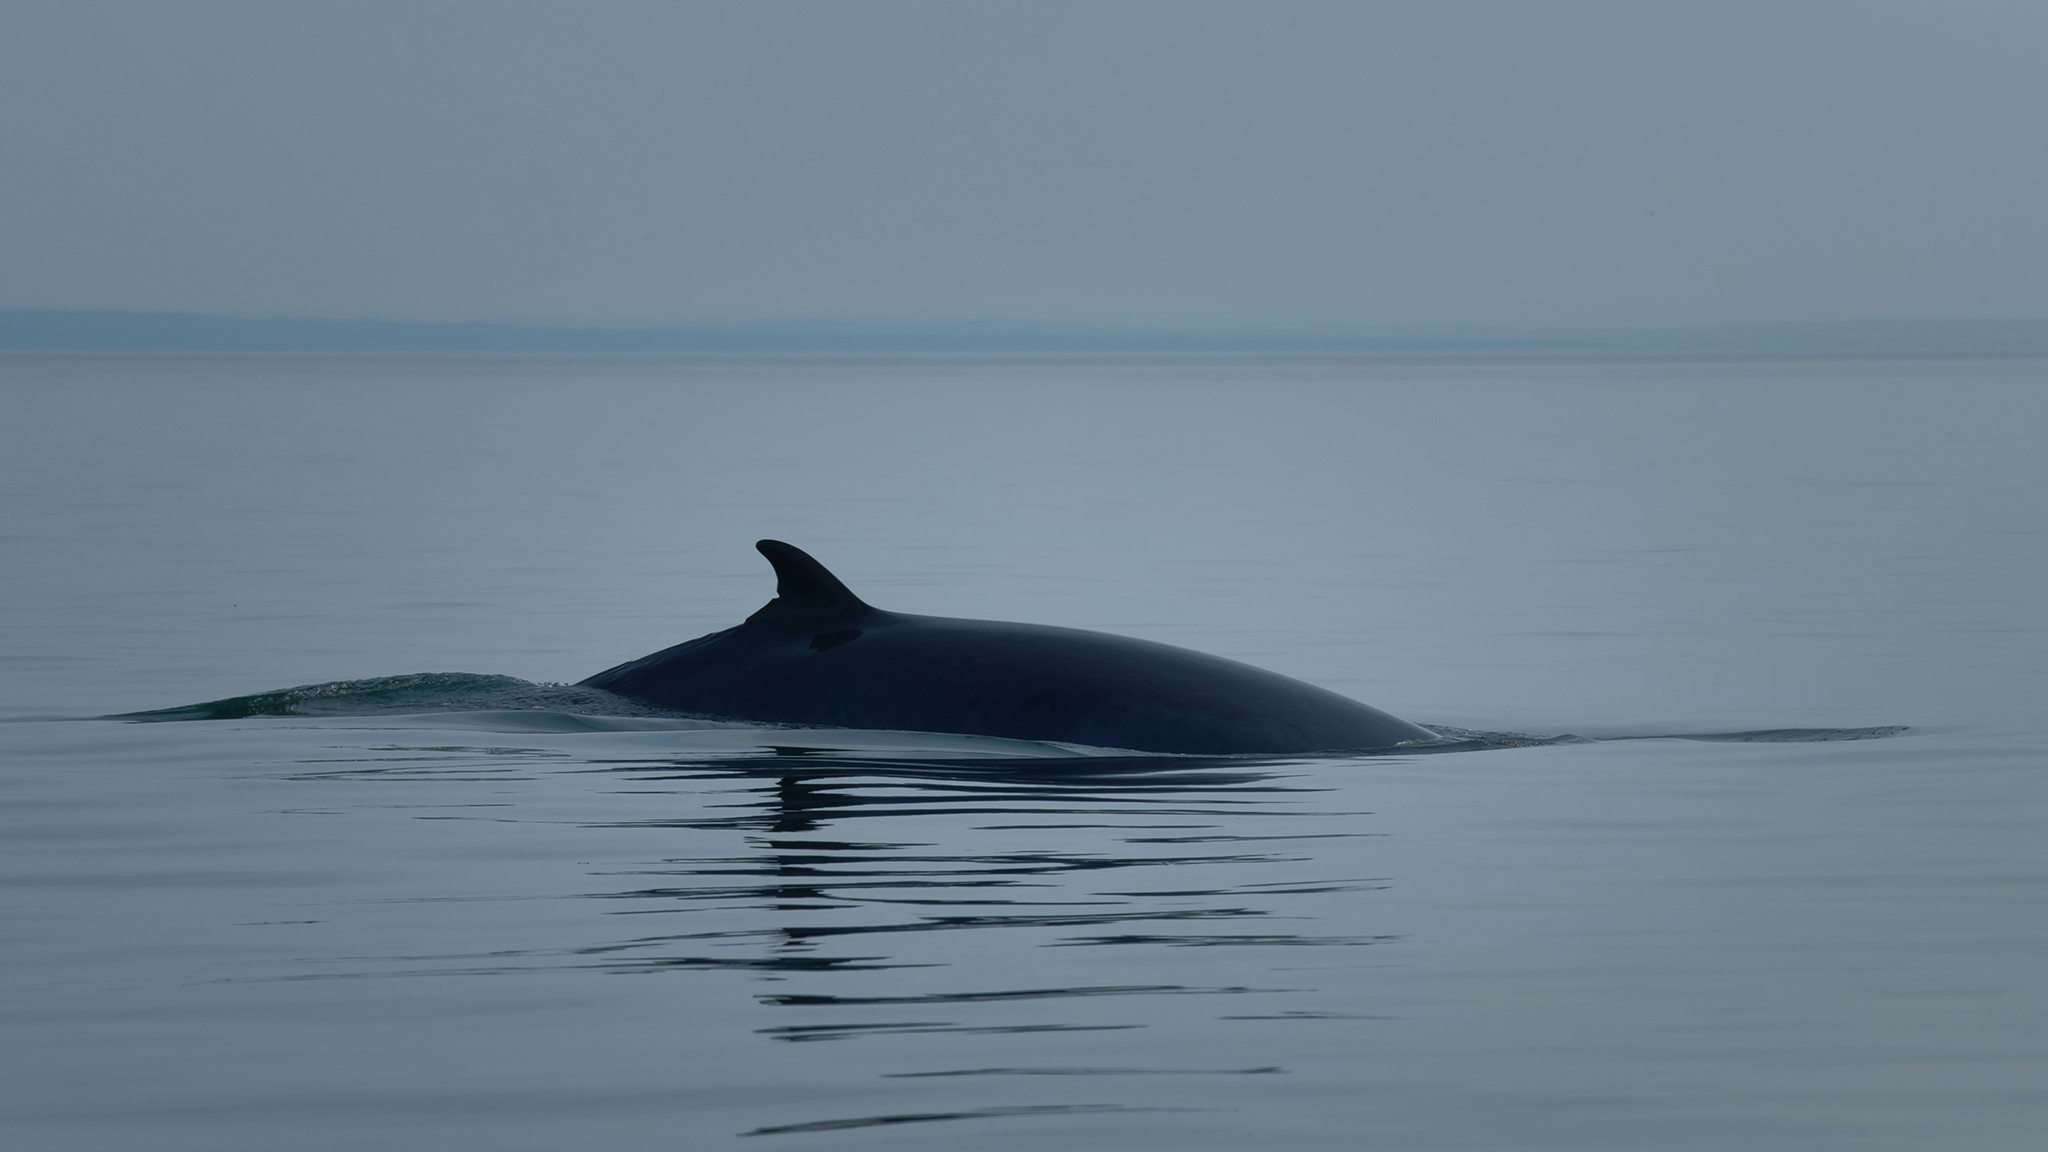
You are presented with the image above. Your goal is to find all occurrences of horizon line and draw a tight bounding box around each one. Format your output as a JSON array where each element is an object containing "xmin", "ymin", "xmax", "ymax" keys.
[{"xmin": 5, "ymin": 307, "xmax": 2048, "ymax": 357}]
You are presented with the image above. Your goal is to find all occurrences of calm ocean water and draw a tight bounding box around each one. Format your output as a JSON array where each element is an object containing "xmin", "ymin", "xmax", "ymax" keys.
[{"xmin": 3, "ymin": 353, "xmax": 2044, "ymax": 1150}]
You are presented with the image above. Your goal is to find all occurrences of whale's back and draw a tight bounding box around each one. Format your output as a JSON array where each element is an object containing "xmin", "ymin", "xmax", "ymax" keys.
[{"xmin": 581, "ymin": 541, "xmax": 1434, "ymax": 754}]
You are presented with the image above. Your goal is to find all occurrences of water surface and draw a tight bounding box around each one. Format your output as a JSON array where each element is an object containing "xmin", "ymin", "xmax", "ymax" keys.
[{"xmin": 2, "ymin": 353, "xmax": 2044, "ymax": 1149}]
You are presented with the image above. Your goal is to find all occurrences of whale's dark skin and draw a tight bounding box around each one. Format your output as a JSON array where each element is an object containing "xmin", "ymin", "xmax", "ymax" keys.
[{"xmin": 580, "ymin": 541, "xmax": 1438, "ymax": 755}]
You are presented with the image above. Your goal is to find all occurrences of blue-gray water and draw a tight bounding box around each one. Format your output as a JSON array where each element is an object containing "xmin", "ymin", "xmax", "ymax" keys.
[{"xmin": 3, "ymin": 354, "xmax": 2044, "ymax": 1149}]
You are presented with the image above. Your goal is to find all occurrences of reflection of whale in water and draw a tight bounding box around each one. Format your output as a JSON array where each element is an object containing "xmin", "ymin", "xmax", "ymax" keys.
[
  {"xmin": 582, "ymin": 541, "xmax": 1439, "ymax": 755},
  {"xmin": 636, "ymin": 750, "xmax": 1297, "ymax": 834},
  {"xmin": 574, "ymin": 750, "xmax": 1383, "ymax": 983},
  {"xmin": 551, "ymin": 748, "xmax": 1402, "ymax": 1112}
]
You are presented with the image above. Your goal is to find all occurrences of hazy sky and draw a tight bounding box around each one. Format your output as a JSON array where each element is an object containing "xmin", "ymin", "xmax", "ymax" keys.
[{"xmin": 3, "ymin": 1, "xmax": 2044, "ymax": 330}]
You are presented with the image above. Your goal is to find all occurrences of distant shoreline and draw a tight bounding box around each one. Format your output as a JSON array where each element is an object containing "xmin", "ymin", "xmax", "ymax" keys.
[{"xmin": 5, "ymin": 308, "xmax": 2047, "ymax": 359}]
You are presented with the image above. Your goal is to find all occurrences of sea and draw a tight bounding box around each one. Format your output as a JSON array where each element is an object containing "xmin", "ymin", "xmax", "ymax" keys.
[{"xmin": 2, "ymin": 352, "xmax": 2043, "ymax": 1150}]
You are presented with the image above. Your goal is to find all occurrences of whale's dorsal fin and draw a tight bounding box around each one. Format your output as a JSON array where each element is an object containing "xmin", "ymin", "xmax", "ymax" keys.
[{"xmin": 755, "ymin": 540, "xmax": 868, "ymax": 615}]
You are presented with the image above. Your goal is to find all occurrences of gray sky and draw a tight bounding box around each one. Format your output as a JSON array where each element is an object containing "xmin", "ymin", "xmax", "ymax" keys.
[{"xmin": 2, "ymin": 1, "xmax": 2043, "ymax": 330}]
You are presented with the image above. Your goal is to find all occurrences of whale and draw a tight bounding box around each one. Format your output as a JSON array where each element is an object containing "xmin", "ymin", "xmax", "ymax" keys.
[{"xmin": 579, "ymin": 541, "xmax": 1437, "ymax": 755}]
